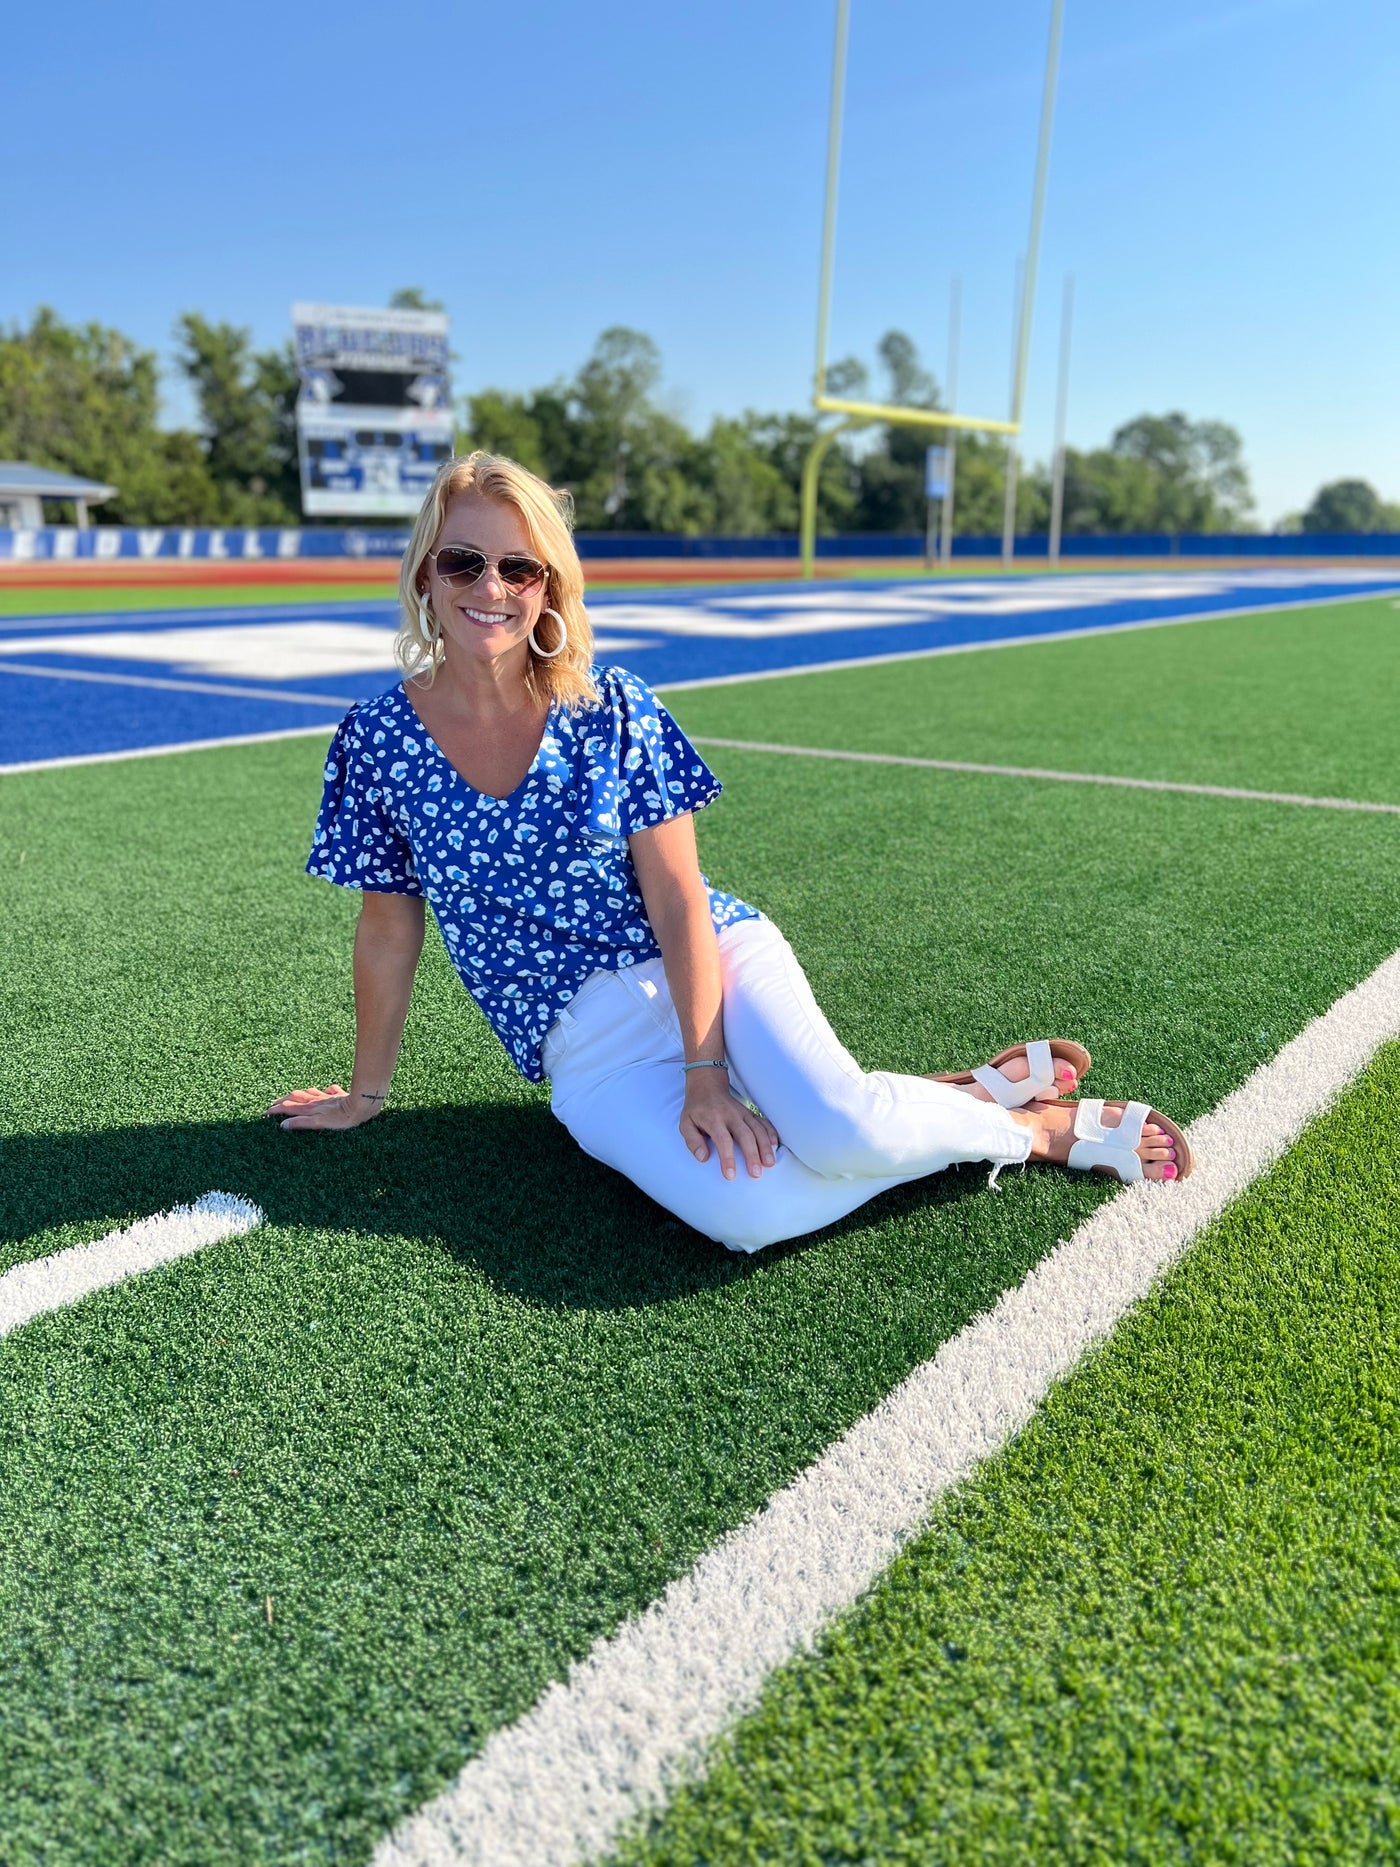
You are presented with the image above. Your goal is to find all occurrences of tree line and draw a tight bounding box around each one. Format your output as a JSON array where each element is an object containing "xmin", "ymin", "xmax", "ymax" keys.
[{"xmin": 1, "ymin": 305, "xmax": 1394, "ymax": 536}]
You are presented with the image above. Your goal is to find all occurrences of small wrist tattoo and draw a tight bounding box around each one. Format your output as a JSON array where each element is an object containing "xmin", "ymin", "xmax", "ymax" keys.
[{"xmin": 359, "ymin": 1091, "xmax": 387, "ymax": 1102}]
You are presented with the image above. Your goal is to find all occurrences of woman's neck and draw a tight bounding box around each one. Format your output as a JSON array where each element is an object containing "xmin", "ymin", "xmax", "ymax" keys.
[{"xmin": 427, "ymin": 646, "xmax": 540, "ymax": 722}]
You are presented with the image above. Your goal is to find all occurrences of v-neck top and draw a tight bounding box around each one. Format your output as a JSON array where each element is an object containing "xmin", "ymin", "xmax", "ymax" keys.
[{"xmin": 305, "ymin": 664, "xmax": 762, "ymax": 1082}]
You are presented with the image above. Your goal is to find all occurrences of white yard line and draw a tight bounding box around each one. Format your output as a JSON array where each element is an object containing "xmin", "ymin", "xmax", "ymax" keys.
[
  {"xmin": 0, "ymin": 1193, "xmax": 264, "ymax": 1338},
  {"xmin": 1, "ymin": 722, "xmax": 341, "ymax": 775},
  {"xmin": 690, "ymin": 735, "xmax": 1400, "ymax": 817},
  {"xmin": 0, "ymin": 658, "xmax": 359, "ymax": 707},
  {"xmin": 373, "ymin": 943, "xmax": 1400, "ymax": 1867}
]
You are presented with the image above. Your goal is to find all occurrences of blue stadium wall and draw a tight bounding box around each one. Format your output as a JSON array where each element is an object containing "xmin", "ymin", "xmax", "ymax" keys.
[{"xmin": 1, "ymin": 527, "xmax": 1399, "ymax": 561}]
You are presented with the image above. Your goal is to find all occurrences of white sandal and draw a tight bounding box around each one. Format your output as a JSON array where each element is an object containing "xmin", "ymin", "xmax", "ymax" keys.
[
  {"xmin": 1063, "ymin": 1098, "xmax": 1193, "ymax": 1183},
  {"xmin": 934, "ymin": 1038, "xmax": 1091, "ymax": 1109}
]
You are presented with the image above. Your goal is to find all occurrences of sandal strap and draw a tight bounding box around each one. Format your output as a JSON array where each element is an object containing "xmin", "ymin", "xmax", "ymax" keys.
[
  {"xmin": 1065, "ymin": 1097, "xmax": 1151, "ymax": 1183},
  {"xmin": 969, "ymin": 1039, "xmax": 1056, "ymax": 1109}
]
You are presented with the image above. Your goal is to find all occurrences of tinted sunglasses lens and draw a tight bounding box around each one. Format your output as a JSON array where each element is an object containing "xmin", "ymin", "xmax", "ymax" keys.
[
  {"xmin": 498, "ymin": 556, "xmax": 546, "ymax": 591},
  {"xmin": 434, "ymin": 547, "xmax": 487, "ymax": 583}
]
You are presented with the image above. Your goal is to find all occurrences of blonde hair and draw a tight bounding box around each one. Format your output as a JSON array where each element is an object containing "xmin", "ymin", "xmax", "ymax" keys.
[{"xmin": 395, "ymin": 452, "xmax": 600, "ymax": 712}]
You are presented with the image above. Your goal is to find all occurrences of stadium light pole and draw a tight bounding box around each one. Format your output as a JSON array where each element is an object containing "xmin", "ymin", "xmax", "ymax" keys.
[
  {"xmin": 1048, "ymin": 272, "xmax": 1075, "ymax": 565},
  {"xmin": 1000, "ymin": 0, "xmax": 1066, "ymax": 566},
  {"xmin": 1002, "ymin": 257, "xmax": 1025, "ymax": 566},
  {"xmin": 812, "ymin": 0, "xmax": 851, "ymax": 411},
  {"xmin": 938, "ymin": 276, "xmax": 962, "ymax": 566}
]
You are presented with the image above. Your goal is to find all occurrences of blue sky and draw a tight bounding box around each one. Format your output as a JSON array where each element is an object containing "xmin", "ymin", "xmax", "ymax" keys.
[{"xmin": 6, "ymin": 0, "xmax": 1396, "ymax": 524}]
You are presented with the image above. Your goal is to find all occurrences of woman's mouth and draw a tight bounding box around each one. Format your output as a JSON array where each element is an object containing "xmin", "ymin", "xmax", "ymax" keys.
[{"xmin": 462, "ymin": 605, "xmax": 512, "ymax": 628}]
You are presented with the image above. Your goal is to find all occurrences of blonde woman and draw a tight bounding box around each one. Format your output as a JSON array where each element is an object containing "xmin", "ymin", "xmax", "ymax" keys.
[{"xmin": 267, "ymin": 454, "xmax": 1190, "ymax": 1253}]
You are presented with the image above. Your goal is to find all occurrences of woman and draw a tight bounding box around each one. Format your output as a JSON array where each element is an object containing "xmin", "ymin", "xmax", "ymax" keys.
[{"xmin": 267, "ymin": 454, "xmax": 1190, "ymax": 1254}]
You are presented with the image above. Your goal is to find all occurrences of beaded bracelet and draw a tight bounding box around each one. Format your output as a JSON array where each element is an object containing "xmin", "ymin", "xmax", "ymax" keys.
[{"xmin": 682, "ymin": 1059, "xmax": 730, "ymax": 1074}]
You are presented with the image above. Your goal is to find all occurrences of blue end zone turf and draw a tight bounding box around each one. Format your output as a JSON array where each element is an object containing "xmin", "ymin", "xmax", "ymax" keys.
[{"xmin": 4, "ymin": 570, "xmax": 1398, "ymax": 769}]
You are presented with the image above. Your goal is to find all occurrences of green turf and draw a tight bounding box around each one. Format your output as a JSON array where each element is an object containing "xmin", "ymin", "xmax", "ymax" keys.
[
  {"xmin": 3, "ymin": 624, "xmax": 1398, "ymax": 1862},
  {"xmin": 670, "ymin": 593, "xmax": 1400, "ymax": 805},
  {"xmin": 611, "ymin": 1038, "xmax": 1400, "ymax": 1867},
  {"xmin": 0, "ymin": 581, "xmax": 394, "ymax": 615}
]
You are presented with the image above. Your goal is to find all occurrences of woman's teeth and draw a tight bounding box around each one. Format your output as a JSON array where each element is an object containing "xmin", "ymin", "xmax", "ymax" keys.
[{"xmin": 463, "ymin": 606, "xmax": 510, "ymax": 625}]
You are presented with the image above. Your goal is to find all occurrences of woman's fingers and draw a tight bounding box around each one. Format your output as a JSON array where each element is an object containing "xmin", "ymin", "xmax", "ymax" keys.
[
  {"xmin": 264, "ymin": 1084, "xmax": 346, "ymax": 1115},
  {"xmin": 280, "ymin": 1095, "xmax": 355, "ymax": 1131},
  {"xmin": 736, "ymin": 1119, "xmax": 771, "ymax": 1175},
  {"xmin": 679, "ymin": 1111, "xmax": 709, "ymax": 1165},
  {"xmin": 682, "ymin": 1104, "xmax": 776, "ymax": 1180}
]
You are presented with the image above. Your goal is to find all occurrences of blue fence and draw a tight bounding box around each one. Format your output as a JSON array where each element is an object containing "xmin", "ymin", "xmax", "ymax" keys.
[
  {"xmin": 575, "ymin": 531, "xmax": 1400, "ymax": 560},
  {"xmin": 2, "ymin": 526, "xmax": 1398, "ymax": 563},
  {"xmin": 0, "ymin": 527, "xmax": 411, "ymax": 561}
]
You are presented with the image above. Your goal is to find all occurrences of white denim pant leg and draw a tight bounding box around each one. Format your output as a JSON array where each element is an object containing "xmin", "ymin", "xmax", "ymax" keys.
[{"xmin": 542, "ymin": 917, "xmax": 1031, "ymax": 1255}]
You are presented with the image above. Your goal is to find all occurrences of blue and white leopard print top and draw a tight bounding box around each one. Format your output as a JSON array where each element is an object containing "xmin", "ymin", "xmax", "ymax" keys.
[{"xmin": 306, "ymin": 664, "xmax": 762, "ymax": 1083}]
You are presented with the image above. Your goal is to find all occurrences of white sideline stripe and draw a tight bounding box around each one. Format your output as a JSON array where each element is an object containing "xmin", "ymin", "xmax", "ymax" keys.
[
  {"xmin": 374, "ymin": 942, "xmax": 1400, "ymax": 1867},
  {"xmin": 656, "ymin": 585, "xmax": 1399, "ymax": 695},
  {"xmin": 690, "ymin": 735, "xmax": 1400, "ymax": 817},
  {"xmin": 0, "ymin": 722, "xmax": 341, "ymax": 775},
  {"xmin": 0, "ymin": 1193, "xmax": 264, "ymax": 1337},
  {"xmin": 0, "ymin": 657, "xmax": 360, "ymax": 707}
]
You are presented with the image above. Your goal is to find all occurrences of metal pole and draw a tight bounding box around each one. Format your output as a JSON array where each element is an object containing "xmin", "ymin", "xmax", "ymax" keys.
[
  {"xmin": 1048, "ymin": 272, "xmax": 1074, "ymax": 565},
  {"xmin": 813, "ymin": 0, "xmax": 851, "ymax": 404},
  {"xmin": 1001, "ymin": 0, "xmax": 1066, "ymax": 565},
  {"xmin": 939, "ymin": 276, "xmax": 961, "ymax": 565},
  {"xmin": 1001, "ymin": 258, "xmax": 1023, "ymax": 565}
]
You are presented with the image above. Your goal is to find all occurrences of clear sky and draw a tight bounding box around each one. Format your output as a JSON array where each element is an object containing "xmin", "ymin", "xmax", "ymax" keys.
[{"xmin": 5, "ymin": 0, "xmax": 1396, "ymax": 525}]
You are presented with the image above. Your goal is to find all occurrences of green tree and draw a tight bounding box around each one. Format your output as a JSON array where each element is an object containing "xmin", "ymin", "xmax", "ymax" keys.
[
  {"xmin": 1300, "ymin": 478, "xmax": 1400, "ymax": 533},
  {"xmin": 461, "ymin": 389, "xmax": 551, "ymax": 477},
  {"xmin": 736, "ymin": 411, "xmax": 860, "ymax": 535},
  {"xmin": 388, "ymin": 287, "xmax": 444, "ymax": 311},
  {"xmin": 688, "ymin": 416, "xmax": 798, "ymax": 535},
  {"xmin": 1056, "ymin": 447, "xmax": 1168, "ymax": 534},
  {"xmin": 876, "ymin": 329, "xmax": 937, "ymax": 408},
  {"xmin": 0, "ymin": 306, "xmax": 220, "ymax": 523},
  {"xmin": 174, "ymin": 314, "xmax": 300, "ymax": 523},
  {"xmin": 1108, "ymin": 411, "xmax": 1253, "ymax": 531},
  {"xmin": 848, "ymin": 329, "xmax": 943, "ymax": 533}
]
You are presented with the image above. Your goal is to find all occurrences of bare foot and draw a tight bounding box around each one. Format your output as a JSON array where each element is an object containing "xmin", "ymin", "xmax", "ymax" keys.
[
  {"xmin": 1010, "ymin": 1097, "xmax": 1182, "ymax": 1182},
  {"xmin": 929, "ymin": 1051, "xmax": 1081, "ymax": 1103}
]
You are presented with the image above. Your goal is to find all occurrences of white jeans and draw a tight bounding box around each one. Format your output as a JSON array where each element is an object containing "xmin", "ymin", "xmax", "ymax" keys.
[{"xmin": 541, "ymin": 917, "xmax": 1033, "ymax": 1254}]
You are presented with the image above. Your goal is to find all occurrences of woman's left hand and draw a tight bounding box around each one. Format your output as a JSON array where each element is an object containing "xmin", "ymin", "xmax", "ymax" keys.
[{"xmin": 681, "ymin": 1073, "xmax": 780, "ymax": 1180}]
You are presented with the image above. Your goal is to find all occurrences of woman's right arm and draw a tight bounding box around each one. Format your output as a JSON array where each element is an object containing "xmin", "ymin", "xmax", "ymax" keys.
[{"xmin": 266, "ymin": 891, "xmax": 427, "ymax": 1131}]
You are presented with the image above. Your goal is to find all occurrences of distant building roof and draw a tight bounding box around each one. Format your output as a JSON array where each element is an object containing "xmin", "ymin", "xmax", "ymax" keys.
[{"xmin": 0, "ymin": 461, "xmax": 118, "ymax": 500}]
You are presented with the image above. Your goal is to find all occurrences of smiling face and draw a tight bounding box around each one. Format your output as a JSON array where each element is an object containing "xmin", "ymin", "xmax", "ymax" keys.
[{"xmin": 421, "ymin": 491, "xmax": 549, "ymax": 681}]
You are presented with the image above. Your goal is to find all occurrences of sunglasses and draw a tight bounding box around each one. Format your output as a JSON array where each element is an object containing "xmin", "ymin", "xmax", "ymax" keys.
[{"xmin": 427, "ymin": 545, "xmax": 549, "ymax": 594}]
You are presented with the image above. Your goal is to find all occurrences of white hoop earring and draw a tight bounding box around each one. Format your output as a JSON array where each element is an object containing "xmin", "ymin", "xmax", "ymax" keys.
[
  {"xmin": 528, "ymin": 607, "xmax": 568, "ymax": 660},
  {"xmin": 417, "ymin": 591, "xmax": 437, "ymax": 644}
]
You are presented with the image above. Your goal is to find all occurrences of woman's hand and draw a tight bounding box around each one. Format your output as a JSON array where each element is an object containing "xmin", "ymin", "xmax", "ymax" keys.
[
  {"xmin": 264, "ymin": 1085, "xmax": 384, "ymax": 1132},
  {"xmin": 681, "ymin": 1073, "xmax": 780, "ymax": 1180}
]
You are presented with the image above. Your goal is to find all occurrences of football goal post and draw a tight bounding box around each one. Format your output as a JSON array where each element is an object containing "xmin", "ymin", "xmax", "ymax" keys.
[{"xmin": 800, "ymin": 0, "xmax": 1065, "ymax": 577}]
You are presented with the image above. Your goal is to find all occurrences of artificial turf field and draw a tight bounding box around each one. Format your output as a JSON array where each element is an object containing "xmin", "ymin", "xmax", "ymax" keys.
[{"xmin": 3, "ymin": 591, "xmax": 1399, "ymax": 1863}]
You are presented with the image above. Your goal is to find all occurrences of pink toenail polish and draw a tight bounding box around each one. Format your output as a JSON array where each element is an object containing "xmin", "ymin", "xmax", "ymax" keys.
[
  {"xmin": 1162, "ymin": 1163, "xmax": 1178, "ymax": 1179},
  {"xmin": 1059, "ymin": 1068, "xmax": 1074, "ymax": 1081}
]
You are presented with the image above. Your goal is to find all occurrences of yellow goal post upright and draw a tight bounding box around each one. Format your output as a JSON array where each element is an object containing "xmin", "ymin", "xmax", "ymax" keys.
[{"xmin": 799, "ymin": 0, "xmax": 1066, "ymax": 578}]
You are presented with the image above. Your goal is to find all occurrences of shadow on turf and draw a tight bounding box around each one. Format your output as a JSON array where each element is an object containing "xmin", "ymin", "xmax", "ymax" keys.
[{"xmin": 1, "ymin": 1106, "xmax": 987, "ymax": 1310}]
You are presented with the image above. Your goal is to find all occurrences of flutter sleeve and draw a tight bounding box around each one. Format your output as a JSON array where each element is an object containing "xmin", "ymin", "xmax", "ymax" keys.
[
  {"xmin": 579, "ymin": 668, "xmax": 723, "ymax": 842},
  {"xmin": 305, "ymin": 711, "xmax": 425, "ymax": 895}
]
